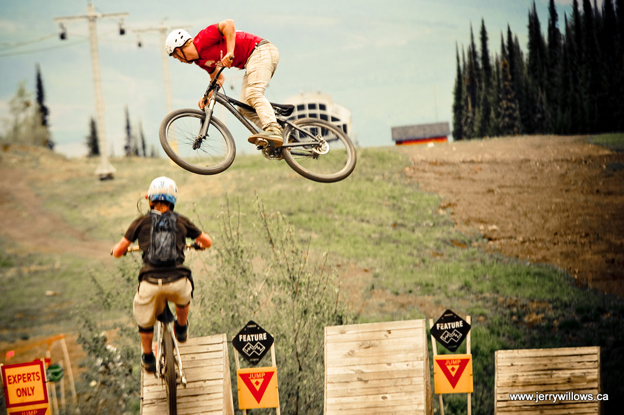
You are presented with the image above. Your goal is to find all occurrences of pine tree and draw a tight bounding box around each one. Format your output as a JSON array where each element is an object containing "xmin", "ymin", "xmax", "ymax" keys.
[
  {"xmin": 35, "ymin": 65, "xmax": 53, "ymax": 149},
  {"xmin": 139, "ymin": 120, "xmax": 147, "ymax": 157},
  {"xmin": 477, "ymin": 19, "xmax": 493, "ymax": 137},
  {"xmin": 499, "ymin": 59, "xmax": 522, "ymax": 135},
  {"xmin": 452, "ymin": 44, "xmax": 465, "ymax": 141},
  {"xmin": 86, "ymin": 117, "xmax": 100, "ymax": 157},
  {"xmin": 547, "ymin": 0, "xmax": 562, "ymax": 132},
  {"xmin": 124, "ymin": 107, "xmax": 138, "ymax": 156},
  {"xmin": 463, "ymin": 44, "xmax": 479, "ymax": 139},
  {"xmin": 582, "ymin": 0, "xmax": 602, "ymax": 133}
]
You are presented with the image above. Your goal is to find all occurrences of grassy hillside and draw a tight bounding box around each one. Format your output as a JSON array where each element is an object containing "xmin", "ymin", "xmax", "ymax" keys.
[{"xmin": 1, "ymin": 143, "xmax": 622, "ymax": 414}]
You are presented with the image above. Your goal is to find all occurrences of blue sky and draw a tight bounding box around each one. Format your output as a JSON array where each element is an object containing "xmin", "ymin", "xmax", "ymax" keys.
[{"xmin": 0, "ymin": 0, "xmax": 581, "ymax": 157}]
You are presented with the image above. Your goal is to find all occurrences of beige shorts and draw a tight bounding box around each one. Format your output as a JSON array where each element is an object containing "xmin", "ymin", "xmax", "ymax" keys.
[{"xmin": 133, "ymin": 277, "xmax": 192, "ymax": 330}]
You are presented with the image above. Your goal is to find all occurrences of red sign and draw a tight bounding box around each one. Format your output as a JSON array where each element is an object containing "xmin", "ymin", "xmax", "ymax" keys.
[
  {"xmin": 436, "ymin": 357, "xmax": 469, "ymax": 388},
  {"xmin": 239, "ymin": 370, "xmax": 275, "ymax": 403}
]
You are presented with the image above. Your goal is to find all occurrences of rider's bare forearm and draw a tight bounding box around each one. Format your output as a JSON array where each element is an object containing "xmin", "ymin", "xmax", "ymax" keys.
[
  {"xmin": 111, "ymin": 237, "xmax": 131, "ymax": 258},
  {"xmin": 195, "ymin": 232, "xmax": 213, "ymax": 249}
]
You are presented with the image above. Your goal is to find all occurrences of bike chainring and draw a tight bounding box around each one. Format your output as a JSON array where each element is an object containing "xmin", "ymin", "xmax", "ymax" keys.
[{"xmin": 260, "ymin": 145, "xmax": 283, "ymax": 160}]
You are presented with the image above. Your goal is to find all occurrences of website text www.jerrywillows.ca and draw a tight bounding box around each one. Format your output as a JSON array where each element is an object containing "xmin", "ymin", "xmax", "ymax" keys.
[{"xmin": 509, "ymin": 391, "xmax": 609, "ymax": 403}]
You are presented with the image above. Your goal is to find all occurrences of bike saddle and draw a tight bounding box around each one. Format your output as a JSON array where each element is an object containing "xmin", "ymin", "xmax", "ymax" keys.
[
  {"xmin": 270, "ymin": 102, "xmax": 294, "ymax": 117},
  {"xmin": 156, "ymin": 303, "xmax": 175, "ymax": 324}
]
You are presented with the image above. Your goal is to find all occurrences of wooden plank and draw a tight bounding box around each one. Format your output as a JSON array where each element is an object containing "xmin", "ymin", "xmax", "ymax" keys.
[
  {"xmin": 326, "ymin": 336, "xmax": 425, "ymax": 354},
  {"xmin": 326, "ymin": 404, "xmax": 426, "ymax": 415},
  {"xmin": 496, "ymin": 347, "xmax": 600, "ymax": 359},
  {"xmin": 326, "ymin": 320, "xmax": 425, "ymax": 336},
  {"xmin": 327, "ymin": 382, "xmax": 427, "ymax": 399},
  {"xmin": 327, "ymin": 375, "xmax": 425, "ymax": 391},
  {"xmin": 326, "ymin": 327, "xmax": 424, "ymax": 343},
  {"xmin": 496, "ymin": 354, "xmax": 599, "ymax": 366},
  {"xmin": 327, "ymin": 360, "xmax": 424, "ymax": 375},
  {"xmin": 496, "ymin": 403, "xmax": 599, "ymax": 415}
]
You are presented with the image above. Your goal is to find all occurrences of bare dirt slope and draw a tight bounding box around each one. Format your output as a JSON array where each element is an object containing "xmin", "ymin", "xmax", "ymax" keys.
[{"xmin": 401, "ymin": 135, "xmax": 624, "ymax": 297}]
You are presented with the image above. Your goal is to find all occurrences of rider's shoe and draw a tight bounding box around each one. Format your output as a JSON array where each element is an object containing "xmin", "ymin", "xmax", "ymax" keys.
[
  {"xmin": 248, "ymin": 126, "xmax": 283, "ymax": 147},
  {"xmin": 174, "ymin": 320, "xmax": 188, "ymax": 343},
  {"xmin": 141, "ymin": 352, "xmax": 156, "ymax": 374}
]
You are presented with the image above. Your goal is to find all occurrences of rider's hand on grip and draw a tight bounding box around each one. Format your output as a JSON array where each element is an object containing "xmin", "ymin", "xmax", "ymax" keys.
[{"xmin": 191, "ymin": 242, "xmax": 204, "ymax": 250}]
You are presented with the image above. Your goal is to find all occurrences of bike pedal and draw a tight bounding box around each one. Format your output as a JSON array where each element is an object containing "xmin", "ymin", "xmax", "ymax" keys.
[{"xmin": 255, "ymin": 138, "xmax": 268, "ymax": 149}]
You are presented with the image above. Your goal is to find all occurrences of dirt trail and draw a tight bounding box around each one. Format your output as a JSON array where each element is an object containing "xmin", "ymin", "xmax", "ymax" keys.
[
  {"xmin": 401, "ymin": 135, "xmax": 624, "ymax": 297},
  {"xmin": 0, "ymin": 161, "xmax": 112, "ymax": 260}
]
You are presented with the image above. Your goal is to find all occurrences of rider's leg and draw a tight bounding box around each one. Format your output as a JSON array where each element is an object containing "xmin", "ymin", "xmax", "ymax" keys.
[
  {"xmin": 140, "ymin": 331, "xmax": 154, "ymax": 354},
  {"xmin": 240, "ymin": 43, "xmax": 282, "ymax": 146},
  {"xmin": 175, "ymin": 304, "xmax": 189, "ymax": 326}
]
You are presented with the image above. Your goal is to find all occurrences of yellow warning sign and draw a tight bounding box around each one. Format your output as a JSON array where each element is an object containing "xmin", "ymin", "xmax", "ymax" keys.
[
  {"xmin": 1, "ymin": 360, "xmax": 50, "ymax": 415},
  {"xmin": 237, "ymin": 366, "xmax": 279, "ymax": 409},
  {"xmin": 434, "ymin": 354, "xmax": 473, "ymax": 394}
]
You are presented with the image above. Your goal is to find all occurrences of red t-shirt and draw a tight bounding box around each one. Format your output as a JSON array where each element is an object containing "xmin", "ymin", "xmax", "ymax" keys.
[{"xmin": 193, "ymin": 24, "xmax": 263, "ymax": 74}]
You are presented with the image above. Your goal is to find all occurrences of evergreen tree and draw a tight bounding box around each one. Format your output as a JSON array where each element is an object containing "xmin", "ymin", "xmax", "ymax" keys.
[
  {"xmin": 527, "ymin": 3, "xmax": 549, "ymax": 133},
  {"xmin": 582, "ymin": 0, "xmax": 602, "ymax": 133},
  {"xmin": 547, "ymin": 0, "xmax": 562, "ymax": 132},
  {"xmin": 452, "ymin": 45, "xmax": 465, "ymax": 141},
  {"xmin": 463, "ymin": 44, "xmax": 479, "ymax": 139},
  {"xmin": 615, "ymin": 0, "xmax": 624, "ymax": 129},
  {"xmin": 488, "ymin": 55, "xmax": 503, "ymax": 137},
  {"xmin": 35, "ymin": 65, "xmax": 53, "ymax": 149},
  {"xmin": 601, "ymin": 0, "xmax": 620, "ymax": 131},
  {"xmin": 124, "ymin": 107, "xmax": 138, "ymax": 157},
  {"xmin": 499, "ymin": 59, "xmax": 522, "ymax": 135},
  {"xmin": 86, "ymin": 117, "xmax": 100, "ymax": 157},
  {"xmin": 139, "ymin": 120, "xmax": 147, "ymax": 157},
  {"xmin": 477, "ymin": 19, "xmax": 493, "ymax": 137}
]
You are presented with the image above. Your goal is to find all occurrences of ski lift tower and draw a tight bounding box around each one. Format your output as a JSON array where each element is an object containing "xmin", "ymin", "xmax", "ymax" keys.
[{"xmin": 54, "ymin": 2, "xmax": 128, "ymax": 180}]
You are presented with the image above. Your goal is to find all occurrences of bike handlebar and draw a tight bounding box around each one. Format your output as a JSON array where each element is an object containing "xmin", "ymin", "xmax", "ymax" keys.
[{"xmin": 126, "ymin": 244, "xmax": 204, "ymax": 253}]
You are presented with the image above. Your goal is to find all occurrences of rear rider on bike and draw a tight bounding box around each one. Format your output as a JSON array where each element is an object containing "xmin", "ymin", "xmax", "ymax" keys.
[
  {"xmin": 111, "ymin": 177, "xmax": 213, "ymax": 373},
  {"xmin": 165, "ymin": 20, "xmax": 283, "ymax": 147}
]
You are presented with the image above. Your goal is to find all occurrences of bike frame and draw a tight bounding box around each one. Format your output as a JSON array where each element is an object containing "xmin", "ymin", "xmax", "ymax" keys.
[
  {"xmin": 199, "ymin": 66, "xmax": 327, "ymax": 150},
  {"xmin": 155, "ymin": 316, "xmax": 187, "ymax": 387}
]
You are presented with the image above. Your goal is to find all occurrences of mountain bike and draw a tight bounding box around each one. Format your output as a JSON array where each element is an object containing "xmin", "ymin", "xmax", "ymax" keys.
[
  {"xmin": 159, "ymin": 65, "xmax": 357, "ymax": 183},
  {"xmin": 127, "ymin": 245, "xmax": 198, "ymax": 415}
]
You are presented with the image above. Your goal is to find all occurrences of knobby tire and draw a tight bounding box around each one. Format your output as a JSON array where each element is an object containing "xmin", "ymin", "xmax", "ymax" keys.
[
  {"xmin": 159, "ymin": 109, "xmax": 236, "ymax": 175},
  {"xmin": 282, "ymin": 118, "xmax": 357, "ymax": 183},
  {"xmin": 163, "ymin": 330, "xmax": 177, "ymax": 415}
]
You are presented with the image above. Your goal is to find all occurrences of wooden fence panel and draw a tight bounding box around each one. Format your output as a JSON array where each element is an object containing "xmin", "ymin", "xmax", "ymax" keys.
[
  {"xmin": 325, "ymin": 319, "xmax": 432, "ymax": 415},
  {"xmin": 495, "ymin": 346, "xmax": 601, "ymax": 415}
]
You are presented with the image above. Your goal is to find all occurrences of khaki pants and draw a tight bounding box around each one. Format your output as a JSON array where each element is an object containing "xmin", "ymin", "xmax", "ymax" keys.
[
  {"xmin": 133, "ymin": 277, "xmax": 192, "ymax": 329},
  {"xmin": 239, "ymin": 42, "xmax": 280, "ymax": 130}
]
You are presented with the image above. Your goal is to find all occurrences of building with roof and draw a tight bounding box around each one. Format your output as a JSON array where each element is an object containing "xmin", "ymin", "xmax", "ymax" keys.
[
  {"xmin": 391, "ymin": 122, "xmax": 451, "ymax": 145},
  {"xmin": 284, "ymin": 92, "xmax": 352, "ymax": 137}
]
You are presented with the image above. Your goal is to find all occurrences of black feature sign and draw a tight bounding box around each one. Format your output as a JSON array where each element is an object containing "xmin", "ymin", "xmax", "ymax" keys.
[
  {"xmin": 232, "ymin": 320, "xmax": 274, "ymax": 366},
  {"xmin": 430, "ymin": 309, "xmax": 471, "ymax": 352}
]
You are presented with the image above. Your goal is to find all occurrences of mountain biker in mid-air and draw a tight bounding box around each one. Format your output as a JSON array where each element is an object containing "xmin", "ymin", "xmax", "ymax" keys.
[
  {"xmin": 111, "ymin": 177, "xmax": 213, "ymax": 373},
  {"xmin": 165, "ymin": 19, "xmax": 282, "ymax": 147}
]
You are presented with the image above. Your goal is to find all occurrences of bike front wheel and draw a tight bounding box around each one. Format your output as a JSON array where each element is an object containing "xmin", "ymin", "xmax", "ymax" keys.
[
  {"xmin": 162, "ymin": 330, "xmax": 177, "ymax": 415},
  {"xmin": 160, "ymin": 109, "xmax": 236, "ymax": 175},
  {"xmin": 282, "ymin": 118, "xmax": 357, "ymax": 183}
]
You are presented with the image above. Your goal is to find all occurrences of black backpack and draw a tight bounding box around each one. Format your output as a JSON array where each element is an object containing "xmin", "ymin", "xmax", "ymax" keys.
[{"xmin": 146, "ymin": 210, "xmax": 181, "ymax": 266}]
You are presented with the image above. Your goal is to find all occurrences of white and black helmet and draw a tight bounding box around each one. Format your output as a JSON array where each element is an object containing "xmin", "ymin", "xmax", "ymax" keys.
[
  {"xmin": 165, "ymin": 29, "xmax": 192, "ymax": 56},
  {"xmin": 147, "ymin": 176, "xmax": 178, "ymax": 207}
]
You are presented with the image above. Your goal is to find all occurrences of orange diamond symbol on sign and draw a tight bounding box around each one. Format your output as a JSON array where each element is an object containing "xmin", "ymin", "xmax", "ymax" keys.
[{"xmin": 435, "ymin": 358, "xmax": 469, "ymax": 388}]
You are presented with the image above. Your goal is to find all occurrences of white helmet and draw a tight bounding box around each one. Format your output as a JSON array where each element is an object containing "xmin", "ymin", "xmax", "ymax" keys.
[
  {"xmin": 165, "ymin": 29, "xmax": 192, "ymax": 56},
  {"xmin": 147, "ymin": 177, "xmax": 178, "ymax": 207}
]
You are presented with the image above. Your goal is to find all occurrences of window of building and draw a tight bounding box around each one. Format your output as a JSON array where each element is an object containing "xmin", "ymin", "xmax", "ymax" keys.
[
  {"xmin": 308, "ymin": 103, "xmax": 317, "ymax": 110},
  {"xmin": 319, "ymin": 104, "xmax": 327, "ymax": 111},
  {"xmin": 320, "ymin": 114, "xmax": 328, "ymax": 121}
]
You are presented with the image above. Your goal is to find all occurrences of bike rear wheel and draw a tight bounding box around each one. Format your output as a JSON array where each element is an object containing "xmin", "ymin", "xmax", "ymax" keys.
[
  {"xmin": 160, "ymin": 109, "xmax": 236, "ymax": 175},
  {"xmin": 162, "ymin": 330, "xmax": 177, "ymax": 415},
  {"xmin": 282, "ymin": 118, "xmax": 357, "ymax": 183}
]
